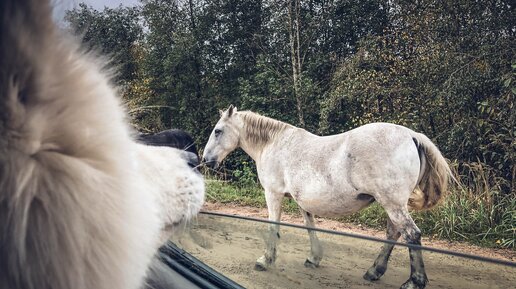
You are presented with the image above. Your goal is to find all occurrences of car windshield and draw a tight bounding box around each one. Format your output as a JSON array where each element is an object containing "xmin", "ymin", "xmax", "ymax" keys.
[{"xmin": 170, "ymin": 212, "xmax": 515, "ymax": 289}]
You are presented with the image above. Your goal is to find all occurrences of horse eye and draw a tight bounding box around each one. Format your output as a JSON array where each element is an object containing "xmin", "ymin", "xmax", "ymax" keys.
[{"xmin": 214, "ymin": 129, "xmax": 222, "ymax": 136}]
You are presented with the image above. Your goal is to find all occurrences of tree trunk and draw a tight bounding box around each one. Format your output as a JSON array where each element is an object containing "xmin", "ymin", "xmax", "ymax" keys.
[
  {"xmin": 187, "ymin": 0, "xmax": 203, "ymax": 119},
  {"xmin": 288, "ymin": 0, "xmax": 305, "ymax": 127}
]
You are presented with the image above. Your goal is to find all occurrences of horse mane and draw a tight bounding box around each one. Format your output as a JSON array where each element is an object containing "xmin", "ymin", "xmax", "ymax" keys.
[{"xmin": 239, "ymin": 111, "xmax": 292, "ymax": 148}]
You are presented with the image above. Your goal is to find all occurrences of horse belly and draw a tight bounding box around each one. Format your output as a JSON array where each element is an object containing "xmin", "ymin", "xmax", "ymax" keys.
[{"xmin": 293, "ymin": 189, "xmax": 371, "ymax": 218}]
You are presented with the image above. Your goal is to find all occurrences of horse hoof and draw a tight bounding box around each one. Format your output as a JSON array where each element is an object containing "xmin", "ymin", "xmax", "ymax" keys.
[
  {"xmin": 304, "ymin": 259, "xmax": 319, "ymax": 269},
  {"xmin": 363, "ymin": 269, "xmax": 380, "ymax": 281},
  {"xmin": 254, "ymin": 262, "xmax": 268, "ymax": 271},
  {"xmin": 363, "ymin": 265, "xmax": 386, "ymax": 281},
  {"xmin": 400, "ymin": 276, "xmax": 428, "ymax": 289},
  {"xmin": 254, "ymin": 256, "xmax": 271, "ymax": 271}
]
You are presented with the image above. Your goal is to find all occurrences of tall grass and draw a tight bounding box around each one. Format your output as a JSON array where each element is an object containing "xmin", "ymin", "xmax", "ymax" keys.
[
  {"xmin": 205, "ymin": 161, "xmax": 515, "ymax": 249},
  {"xmin": 414, "ymin": 162, "xmax": 515, "ymax": 248}
]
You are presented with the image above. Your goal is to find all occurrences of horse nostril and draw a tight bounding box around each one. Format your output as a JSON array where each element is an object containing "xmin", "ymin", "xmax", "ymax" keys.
[{"xmin": 206, "ymin": 159, "xmax": 219, "ymax": 169}]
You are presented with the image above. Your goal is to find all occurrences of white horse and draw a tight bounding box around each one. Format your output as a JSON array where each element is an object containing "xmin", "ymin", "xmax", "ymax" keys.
[
  {"xmin": 0, "ymin": 1, "xmax": 204, "ymax": 288},
  {"xmin": 203, "ymin": 105, "xmax": 452, "ymax": 289}
]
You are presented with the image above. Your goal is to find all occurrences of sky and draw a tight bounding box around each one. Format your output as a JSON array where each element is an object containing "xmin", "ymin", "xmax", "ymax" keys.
[
  {"xmin": 52, "ymin": 0, "xmax": 140, "ymax": 22},
  {"xmin": 80, "ymin": 0, "xmax": 139, "ymax": 8}
]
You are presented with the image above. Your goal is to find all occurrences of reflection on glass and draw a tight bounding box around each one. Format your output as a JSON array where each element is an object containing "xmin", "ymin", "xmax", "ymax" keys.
[{"xmin": 171, "ymin": 213, "xmax": 515, "ymax": 289}]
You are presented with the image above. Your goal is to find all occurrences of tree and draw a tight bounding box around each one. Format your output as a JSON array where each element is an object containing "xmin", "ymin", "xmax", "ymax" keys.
[
  {"xmin": 322, "ymin": 0, "xmax": 515, "ymax": 194},
  {"xmin": 65, "ymin": 3, "xmax": 143, "ymax": 85}
]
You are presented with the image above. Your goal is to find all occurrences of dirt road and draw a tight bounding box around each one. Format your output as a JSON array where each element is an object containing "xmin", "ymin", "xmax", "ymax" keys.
[{"xmin": 171, "ymin": 202, "xmax": 515, "ymax": 289}]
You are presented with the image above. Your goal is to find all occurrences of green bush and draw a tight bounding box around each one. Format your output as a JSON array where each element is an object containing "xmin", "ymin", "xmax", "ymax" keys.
[{"xmin": 232, "ymin": 161, "xmax": 258, "ymax": 187}]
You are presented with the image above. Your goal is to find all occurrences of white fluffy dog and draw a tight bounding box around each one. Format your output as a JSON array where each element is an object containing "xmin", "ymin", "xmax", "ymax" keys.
[
  {"xmin": 136, "ymin": 144, "xmax": 205, "ymax": 232},
  {"xmin": 0, "ymin": 1, "xmax": 204, "ymax": 289}
]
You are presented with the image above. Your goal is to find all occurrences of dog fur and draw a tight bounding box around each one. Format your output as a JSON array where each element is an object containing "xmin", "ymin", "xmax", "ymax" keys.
[
  {"xmin": 0, "ymin": 1, "xmax": 204, "ymax": 288},
  {"xmin": 136, "ymin": 144, "xmax": 205, "ymax": 231}
]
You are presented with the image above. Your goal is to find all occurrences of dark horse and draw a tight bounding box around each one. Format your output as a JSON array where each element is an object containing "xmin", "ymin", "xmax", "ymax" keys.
[{"xmin": 137, "ymin": 129, "xmax": 199, "ymax": 168}]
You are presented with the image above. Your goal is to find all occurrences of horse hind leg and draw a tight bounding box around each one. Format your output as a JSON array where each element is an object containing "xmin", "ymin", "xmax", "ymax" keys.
[
  {"xmin": 363, "ymin": 218, "xmax": 401, "ymax": 281},
  {"xmin": 385, "ymin": 206, "xmax": 429, "ymax": 289},
  {"xmin": 255, "ymin": 191, "xmax": 283, "ymax": 271},
  {"xmin": 299, "ymin": 208, "xmax": 323, "ymax": 268}
]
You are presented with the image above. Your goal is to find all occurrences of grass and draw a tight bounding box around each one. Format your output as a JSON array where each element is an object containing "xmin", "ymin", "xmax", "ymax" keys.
[
  {"xmin": 206, "ymin": 179, "xmax": 266, "ymax": 208},
  {"xmin": 206, "ymin": 175, "xmax": 515, "ymax": 249},
  {"xmin": 206, "ymin": 179, "xmax": 299, "ymax": 213}
]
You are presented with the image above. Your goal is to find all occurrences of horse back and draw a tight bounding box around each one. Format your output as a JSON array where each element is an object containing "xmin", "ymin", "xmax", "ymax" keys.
[
  {"xmin": 265, "ymin": 123, "xmax": 420, "ymax": 191},
  {"xmin": 261, "ymin": 123, "xmax": 420, "ymax": 216}
]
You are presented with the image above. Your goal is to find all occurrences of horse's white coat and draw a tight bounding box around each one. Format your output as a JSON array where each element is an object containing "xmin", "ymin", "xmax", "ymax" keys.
[
  {"xmin": 203, "ymin": 106, "xmax": 452, "ymax": 289},
  {"xmin": 205, "ymin": 110, "xmax": 431, "ymax": 216}
]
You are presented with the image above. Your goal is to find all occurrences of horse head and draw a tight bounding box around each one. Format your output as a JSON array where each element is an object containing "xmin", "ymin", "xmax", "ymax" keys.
[{"xmin": 203, "ymin": 105, "xmax": 241, "ymax": 169}]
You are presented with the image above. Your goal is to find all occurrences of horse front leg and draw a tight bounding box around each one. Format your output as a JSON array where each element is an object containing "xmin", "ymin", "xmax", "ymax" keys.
[
  {"xmin": 363, "ymin": 218, "xmax": 401, "ymax": 281},
  {"xmin": 255, "ymin": 191, "xmax": 283, "ymax": 271},
  {"xmin": 299, "ymin": 208, "xmax": 323, "ymax": 268}
]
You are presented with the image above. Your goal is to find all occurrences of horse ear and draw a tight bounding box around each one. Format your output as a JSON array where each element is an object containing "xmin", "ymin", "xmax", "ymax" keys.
[
  {"xmin": 219, "ymin": 109, "xmax": 224, "ymax": 116},
  {"xmin": 227, "ymin": 104, "xmax": 237, "ymax": 117}
]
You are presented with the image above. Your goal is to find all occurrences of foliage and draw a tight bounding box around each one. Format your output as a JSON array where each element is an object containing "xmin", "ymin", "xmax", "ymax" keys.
[
  {"xmin": 205, "ymin": 179, "xmax": 265, "ymax": 208},
  {"xmin": 232, "ymin": 161, "xmax": 259, "ymax": 187},
  {"xmin": 321, "ymin": 0, "xmax": 515, "ymax": 196},
  {"xmin": 65, "ymin": 3, "xmax": 143, "ymax": 85},
  {"xmin": 206, "ymin": 179, "xmax": 298, "ymax": 213}
]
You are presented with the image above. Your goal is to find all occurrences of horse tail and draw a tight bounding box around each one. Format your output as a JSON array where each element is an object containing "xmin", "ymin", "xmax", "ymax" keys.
[{"xmin": 408, "ymin": 132, "xmax": 453, "ymax": 210}]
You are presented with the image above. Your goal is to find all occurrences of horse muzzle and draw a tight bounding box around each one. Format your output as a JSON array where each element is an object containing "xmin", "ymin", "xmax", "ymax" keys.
[{"xmin": 203, "ymin": 157, "xmax": 219, "ymax": 169}]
